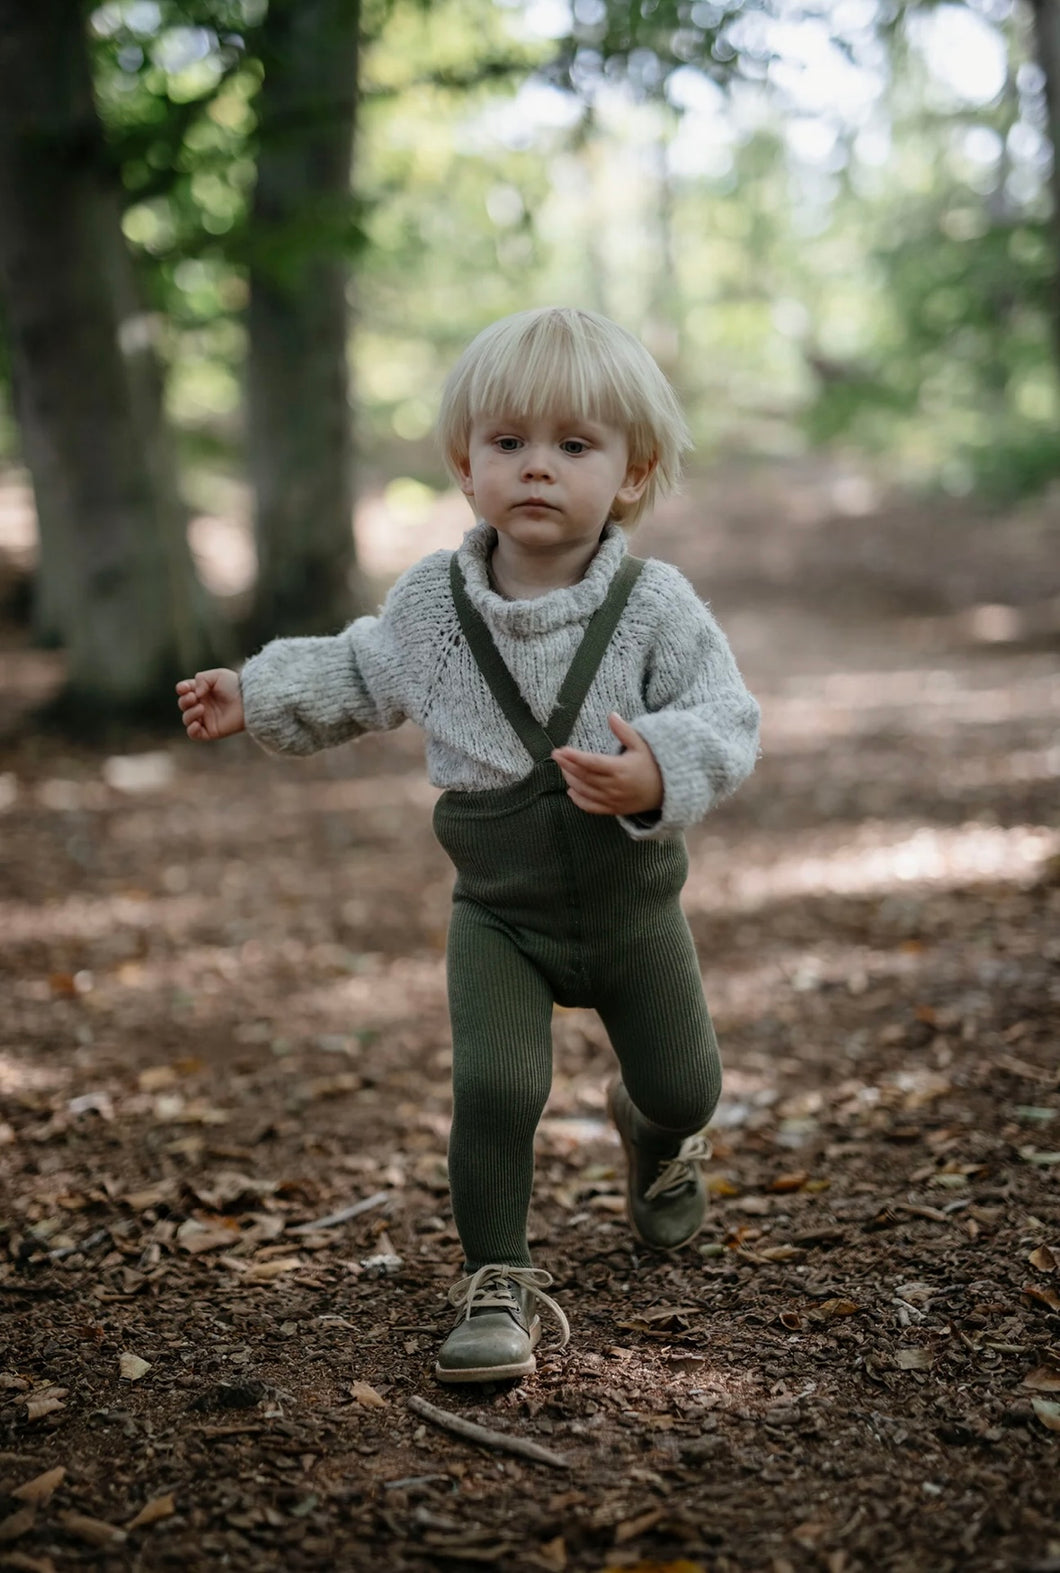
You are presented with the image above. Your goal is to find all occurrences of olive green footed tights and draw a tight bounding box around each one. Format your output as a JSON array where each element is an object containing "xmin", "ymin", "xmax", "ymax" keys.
[{"xmin": 446, "ymin": 897, "xmax": 722, "ymax": 1271}]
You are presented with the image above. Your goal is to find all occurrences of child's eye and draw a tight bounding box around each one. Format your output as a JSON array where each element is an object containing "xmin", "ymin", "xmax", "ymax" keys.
[
  {"xmin": 561, "ymin": 440, "xmax": 589, "ymax": 454},
  {"xmin": 495, "ymin": 436, "xmax": 522, "ymax": 452}
]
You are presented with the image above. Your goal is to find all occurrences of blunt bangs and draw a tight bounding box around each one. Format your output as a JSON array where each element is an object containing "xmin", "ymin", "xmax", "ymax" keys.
[{"xmin": 438, "ymin": 307, "xmax": 691, "ymax": 527}]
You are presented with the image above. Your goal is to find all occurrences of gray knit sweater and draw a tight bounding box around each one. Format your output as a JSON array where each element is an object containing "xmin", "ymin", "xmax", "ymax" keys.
[{"xmin": 240, "ymin": 521, "xmax": 760, "ymax": 840}]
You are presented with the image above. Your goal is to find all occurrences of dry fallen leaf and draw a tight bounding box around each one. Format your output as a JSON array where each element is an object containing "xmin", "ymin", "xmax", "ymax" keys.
[
  {"xmin": 614, "ymin": 1507, "xmax": 667, "ymax": 1544},
  {"xmin": 25, "ymin": 1392, "xmax": 66, "ymax": 1422},
  {"xmin": 791, "ymin": 1520, "xmax": 829, "ymax": 1547},
  {"xmin": 1029, "ymin": 1244, "xmax": 1057, "ymax": 1273},
  {"xmin": 895, "ymin": 1347, "xmax": 933, "ymax": 1370},
  {"xmin": 1031, "ymin": 1397, "xmax": 1060, "ymax": 1432},
  {"xmin": 126, "ymin": 1493, "xmax": 176, "ymax": 1530},
  {"xmin": 240, "ymin": 1256, "xmax": 304, "ymax": 1281},
  {"xmin": 57, "ymin": 1511, "xmax": 127, "ymax": 1549},
  {"xmin": 187, "ymin": 1171, "xmax": 278, "ymax": 1210},
  {"xmin": 137, "ymin": 1065, "xmax": 179, "ymax": 1093},
  {"xmin": 119, "ymin": 1352, "xmax": 151, "ymax": 1381},
  {"xmin": 349, "ymin": 1381, "xmax": 387, "ymax": 1408},
  {"xmin": 812, "ymin": 1299, "xmax": 860, "ymax": 1320},
  {"xmin": 588, "ymin": 1194, "xmax": 627, "ymax": 1214},
  {"xmin": 732, "ymin": 1196, "xmax": 773, "ymax": 1216},
  {"xmin": 153, "ymin": 1094, "xmax": 229, "ymax": 1126},
  {"xmin": 123, "ymin": 1183, "xmax": 175, "ymax": 1212},
  {"xmin": 665, "ymin": 1353, "xmax": 707, "ymax": 1373},
  {"xmin": 176, "ymin": 1219, "xmax": 239, "ymax": 1254},
  {"xmin": 1023, "ymin": 1284, "xmax": 1060, "ymax": 1312},
  {"xmin": 0, "ymin": 1505, "xmax": 36, "ymax": 1543},
  {"xmin": 1022, "ymin": 1366, "xmax": 1060, "ymax": 1392},
  {"xmin": 12, "ymin": 1467, "xmax": 65, "ymax": 1505},
  {"xmin": 527, "ymin": 1534, "xmax": 567, "ymax": 1571},
  {"xmin": 0, "ymin": 1553, "xmax": 56, "ymax": 1573}
]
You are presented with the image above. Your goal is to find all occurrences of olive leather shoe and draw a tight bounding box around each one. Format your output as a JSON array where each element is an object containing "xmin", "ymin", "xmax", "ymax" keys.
[
  {"xmin": 608, "ymin": 1077, "xmax": 713, "ymax": 1250},
  {"xmin": 435, "ymin": 1265, "xmax": 569, "ymax": 1384}
]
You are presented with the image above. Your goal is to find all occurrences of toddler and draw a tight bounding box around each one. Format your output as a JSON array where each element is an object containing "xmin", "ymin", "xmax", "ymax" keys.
[{"xmin": 177, "ymin": 306, "xmax": 760, "ymax": 1384}]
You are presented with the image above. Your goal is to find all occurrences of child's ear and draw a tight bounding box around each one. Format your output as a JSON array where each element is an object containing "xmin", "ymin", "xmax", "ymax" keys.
[
  {"xmin": 615, "ymin": 452, "xmax": 657, "ymax": 507},
  {"xmin": 454, "ymin": 454, "xmax": 475, "ymax": 498}
]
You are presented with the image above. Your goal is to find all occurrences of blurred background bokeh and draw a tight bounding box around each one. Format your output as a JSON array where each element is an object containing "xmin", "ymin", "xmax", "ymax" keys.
[{"xmin": 0, "ymin": 0, "xmax": 1057, "ymax": 715}]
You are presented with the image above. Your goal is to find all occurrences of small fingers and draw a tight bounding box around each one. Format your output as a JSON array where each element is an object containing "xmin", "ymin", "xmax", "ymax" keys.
[
  {"xmin": 553, "ymin": 751, "xmax": 625, "ymax": 785},
  {"xmin": 557, "ymin": 760, "xmax": 625, "ymax": 797},
  {"xmin": 561, "ymin": 774, "xmax": 622, "ymax": 811}
]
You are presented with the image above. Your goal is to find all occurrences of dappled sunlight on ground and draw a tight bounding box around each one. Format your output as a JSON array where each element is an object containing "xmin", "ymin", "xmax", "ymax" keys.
[
  {"xmin": 685, "ymin": 820, "xmax": 1057, "ymax": 914},
  {"xmin": 2, "ymin": 458, "xmax": 1059, "ymax": 1572},
  {"xmin": 765, "ymin": 664, "xmax": 1060, "ymax": 741}
]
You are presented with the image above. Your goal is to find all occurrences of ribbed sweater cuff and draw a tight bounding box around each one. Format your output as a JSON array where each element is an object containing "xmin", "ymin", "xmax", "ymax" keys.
[{"xmin": 623, "ymin": 710, "xmax": 725, "ymax": 836}]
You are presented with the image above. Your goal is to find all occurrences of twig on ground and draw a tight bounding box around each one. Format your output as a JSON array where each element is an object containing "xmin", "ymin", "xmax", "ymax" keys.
[
  {"xmin": 383, "ymin": 1474, "xmax": 456, "ymax": 1491},
  {"xmin": 49, "ymin": 1228, "xmax": 109, "ymax": 1261},
  {"xmin": 407, "ymin": 1395, "xmax": 571, "ymax": 1470},
  {"xmin": 195, "ymin": 1423, "xmax": 268, "ymax": 1439},
  {"xmin": 288, "ymin": 1191, "xmax": 390, "ymax": 1234}
]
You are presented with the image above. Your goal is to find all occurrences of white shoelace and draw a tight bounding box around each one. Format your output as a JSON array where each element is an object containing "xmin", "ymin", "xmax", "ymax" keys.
[
  {"xmin": 447, "ymin": 1264, "xmax": 570, "ymax": 1348},
  {"xmin": 644, "ymin": 1133, "xmax": 714, "ymax": 1201}
]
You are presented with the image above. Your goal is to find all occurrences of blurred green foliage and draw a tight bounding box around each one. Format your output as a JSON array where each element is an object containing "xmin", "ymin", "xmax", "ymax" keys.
[{"xmin": 0, "ymin": 0, "xmax": 1055, "ymax": 502}]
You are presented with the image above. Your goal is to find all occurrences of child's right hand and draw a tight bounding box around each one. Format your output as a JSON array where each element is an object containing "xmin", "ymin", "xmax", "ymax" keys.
[{"xmin": 176, "ymin": 669, "xmax": 245, "ymax": 741}]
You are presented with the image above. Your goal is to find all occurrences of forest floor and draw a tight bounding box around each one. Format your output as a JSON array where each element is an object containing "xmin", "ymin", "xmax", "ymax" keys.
[{"xmin": 0, "ymin": 456, "xmax": 1059, "ymax": 1573}]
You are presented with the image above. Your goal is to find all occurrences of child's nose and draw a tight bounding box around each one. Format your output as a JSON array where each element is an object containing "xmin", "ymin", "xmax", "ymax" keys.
[{"xmin": 520, "ymin": 446, "xmax": 554, "ymax": 479}]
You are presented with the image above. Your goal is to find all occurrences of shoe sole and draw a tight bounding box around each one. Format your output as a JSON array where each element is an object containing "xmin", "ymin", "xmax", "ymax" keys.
[
  {"xmin": 434, "ymin": 1319, "xmax": 541, "ymax": 1385},
  {"xmin": 606, "ymin": 1077, "xmax": 707, "ymax": 1253}
]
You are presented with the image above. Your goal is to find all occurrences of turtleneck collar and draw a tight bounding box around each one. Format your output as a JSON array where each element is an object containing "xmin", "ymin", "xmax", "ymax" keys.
[{"xmin": 455, "ymin": 520, "xmax": 628, "ymax": 637}]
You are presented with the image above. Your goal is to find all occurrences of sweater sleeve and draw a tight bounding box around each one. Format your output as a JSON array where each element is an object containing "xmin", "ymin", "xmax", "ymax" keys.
[
  {"xmin": 239, "ymin": 554, "xmax": 444, "ymax": 756},
  {"xmin": 618, "ymin": 563, "xmax": 761, "ymax": 840}
]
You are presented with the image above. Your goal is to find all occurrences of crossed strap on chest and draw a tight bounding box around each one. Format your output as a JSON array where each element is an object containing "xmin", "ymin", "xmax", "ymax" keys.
[{"xmin": 448, "ymin": 550, "xmax": 646, "ymax": 764}]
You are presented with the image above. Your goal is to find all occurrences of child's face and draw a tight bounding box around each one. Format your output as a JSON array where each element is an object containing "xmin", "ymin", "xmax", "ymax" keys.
[{"xmin": 456, "ymin": 414, "xmax": 653, "ymax": 552}]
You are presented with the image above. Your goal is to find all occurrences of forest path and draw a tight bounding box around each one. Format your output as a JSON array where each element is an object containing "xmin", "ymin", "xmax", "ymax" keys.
[{"xmin": 0, "ymin": 458, "xmax": 1058, "ymax": 1573}]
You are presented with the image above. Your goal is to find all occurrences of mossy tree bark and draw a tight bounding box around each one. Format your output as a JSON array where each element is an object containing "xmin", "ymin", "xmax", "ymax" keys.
[
  {"xmin": 0, "ymin": 0, "xmax": 227, "ymax": 720},
  {"xmin": 245, "ymin": 0, "xmax": 369, "ymax": 644},
  {"xmin": 1029, "ymin": 0, "xmax": 1060, "ymax": 378}
]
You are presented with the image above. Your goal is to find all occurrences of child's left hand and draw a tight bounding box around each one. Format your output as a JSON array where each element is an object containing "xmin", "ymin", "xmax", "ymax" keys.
[{"xmin": 552, "ymin": 714, "xmax": 664, "ymax": 817}]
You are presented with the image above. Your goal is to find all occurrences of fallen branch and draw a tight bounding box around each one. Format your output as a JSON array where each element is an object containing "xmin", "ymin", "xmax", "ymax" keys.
[
  {"xmin": 407, "ymin": 1395, "xmax": 571, "ymax": 1470},
  {"xmin": 288, "ymin": 1191, "xmax": 390, "ymax": 1234},
  {"xmin": 894, "ymin": 1203, "xmax": 951, "ymax": 1224}
]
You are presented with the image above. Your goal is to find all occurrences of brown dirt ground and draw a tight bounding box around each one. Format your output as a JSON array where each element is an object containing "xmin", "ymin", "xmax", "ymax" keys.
[{"xmin": 1, "ymin": 457, "xmax": 1059, "ymax": 1573}]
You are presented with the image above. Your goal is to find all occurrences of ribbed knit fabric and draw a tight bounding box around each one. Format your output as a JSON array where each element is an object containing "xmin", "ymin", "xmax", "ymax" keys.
[
  {"xmin": 437, "ymin": 556, "xmax": 721, "ymax": 1271},
  {"xmin": 239, "ymin": 521, "xmax": 761, "ymax": 841}
]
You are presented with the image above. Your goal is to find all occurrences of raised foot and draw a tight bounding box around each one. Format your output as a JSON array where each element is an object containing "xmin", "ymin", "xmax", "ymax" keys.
[{"xmin": 607, "ymin": 1076, "xmax": 712, "ymax": 1251}]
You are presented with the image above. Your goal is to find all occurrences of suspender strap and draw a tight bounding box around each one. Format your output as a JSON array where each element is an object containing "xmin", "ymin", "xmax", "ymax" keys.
[
  {"xmin": 449, "ymin": 554, "xmax": 556, "ymax": 762},
  {"xmin": 448, "ymin": 551, "xmax": 646, "ymax": 762},
  {"xmin": 546, "ymin": 554, "xmax": 644, "ymax": 748}
]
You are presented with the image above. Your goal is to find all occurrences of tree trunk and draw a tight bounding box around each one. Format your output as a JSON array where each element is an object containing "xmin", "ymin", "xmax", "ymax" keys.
[
  {"xmin": 0, "ymin": 0, "xmax": 226, "ymax": 719},
  {"xmin": 1029, "ymin": 0, "xmax": 1060, "ymax": 376},
  {"xmin": 246, "ymin": 0, "xmax": 368, "ymax": 642}
]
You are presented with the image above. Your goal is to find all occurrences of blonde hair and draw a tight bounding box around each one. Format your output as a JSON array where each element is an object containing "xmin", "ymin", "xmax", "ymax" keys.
[{"xmin": 437, "ymin": 307, "xmax": 691, "ymax": 528}]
